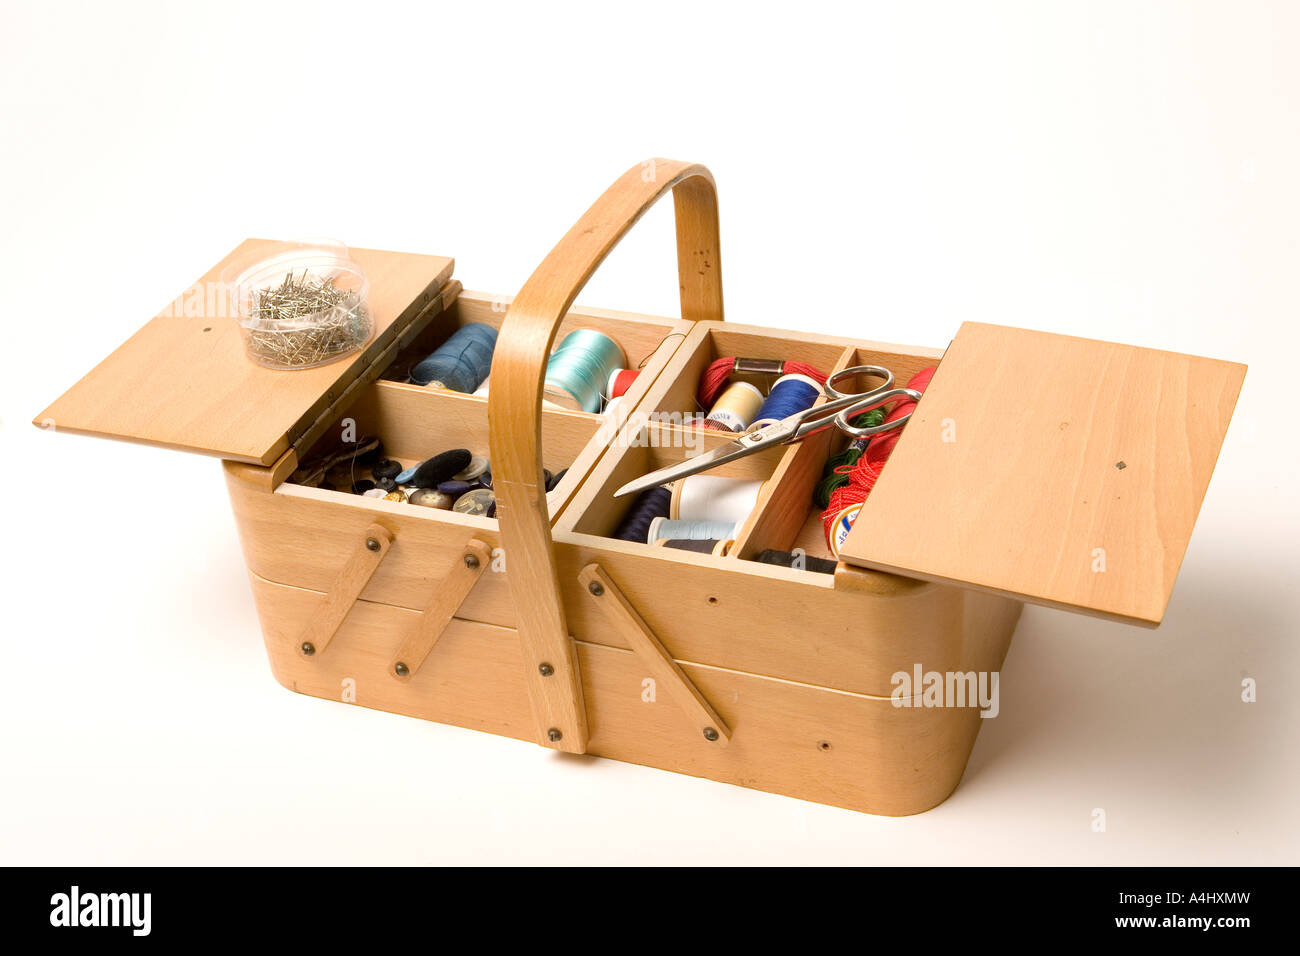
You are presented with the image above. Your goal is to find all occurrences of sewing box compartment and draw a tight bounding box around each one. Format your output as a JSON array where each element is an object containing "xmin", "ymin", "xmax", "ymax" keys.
[{"xmin": 35, "ymin": 160, "xmax": 1245, "ymax": 817}]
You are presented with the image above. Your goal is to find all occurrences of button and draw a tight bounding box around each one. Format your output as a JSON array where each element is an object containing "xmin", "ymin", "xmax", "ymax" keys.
[
  {"xmin": 453, "ymin": 455, "xmax": 489, "ymax": 481},
  {"xmin": 409, "ymin": 489, "xmax": 453, "ymax": 509},
  {"xmin": 372, "ymin": 459, "xmax": 402, "ymax": 480},
  {"xmin": 452, "ymin": 488, "xmax": 495, "ymax": 516},
  {"xmin": 437, "ymin": 480, "xmax": 473, "ymax": 500}
]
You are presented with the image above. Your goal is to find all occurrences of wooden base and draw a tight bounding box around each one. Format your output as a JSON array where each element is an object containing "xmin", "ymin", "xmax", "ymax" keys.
[{"xmin": 245, "ymin": 570, "xmax": 1020, "ymax": 816}]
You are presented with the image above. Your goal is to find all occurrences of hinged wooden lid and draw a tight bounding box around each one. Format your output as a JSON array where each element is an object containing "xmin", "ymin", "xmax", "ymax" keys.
[
  {"xmin": 836, "ymin": 322, "xmax": 1246, "ymax": 627},
  {"xmin": 35, "ymin": 239, "xmax": 453, "ymax": 465}
]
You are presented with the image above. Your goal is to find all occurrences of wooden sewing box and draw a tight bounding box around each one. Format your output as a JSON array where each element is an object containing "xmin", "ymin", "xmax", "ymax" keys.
[{"xmin": 35, "ymin": 160, "xmax": 1245, "ymax": 815}]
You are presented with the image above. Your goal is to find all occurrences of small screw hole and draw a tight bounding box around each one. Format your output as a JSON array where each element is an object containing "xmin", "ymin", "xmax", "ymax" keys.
[
  {"xmin": 818, "ymin": 741, "xmax": 832, "ymax": 752},
  {"xmin": 707, "ymin": 596, "xmax": 719, "ymax": 606}
]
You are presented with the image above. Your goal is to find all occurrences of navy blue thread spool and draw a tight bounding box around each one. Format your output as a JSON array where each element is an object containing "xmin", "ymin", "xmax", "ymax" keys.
[
  {"xmin": 410, "ymin": 323, "xmax": 498, "ymax": 392},
  {"xmin": 613, "ymin": 486, "xmax": 672, "ymax": 543},
  {"xmin": 748, "ymin": 373, "xmax": 821, "ymax": 431}
]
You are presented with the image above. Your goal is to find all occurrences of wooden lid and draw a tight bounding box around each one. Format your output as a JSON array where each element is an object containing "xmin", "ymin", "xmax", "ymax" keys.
[
  {"xmin": 34, "ymin": 239, "xmax": 453, "ymax": 465},
  {"xmin": 836, "ymin": 322, "xmax": 1246, "ymax": 627}
]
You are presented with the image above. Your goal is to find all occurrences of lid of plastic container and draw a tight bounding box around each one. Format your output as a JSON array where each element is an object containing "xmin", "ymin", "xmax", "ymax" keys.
[
  {"xmin": 34, "ymin": 239, "xmax": 454, "ymax": 465},
  {"xmin": 835, "ymin": 322, "xmax": 1246, "ymax": 628}
]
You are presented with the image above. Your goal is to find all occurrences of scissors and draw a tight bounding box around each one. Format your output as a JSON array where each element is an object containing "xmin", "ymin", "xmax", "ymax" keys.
[{"xmin": 614, "ymin": 365, "xmax": 922, "ymax": 498}]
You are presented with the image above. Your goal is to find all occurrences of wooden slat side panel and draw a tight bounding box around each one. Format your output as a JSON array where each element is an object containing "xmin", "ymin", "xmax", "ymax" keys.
[
  {"xmin": 840, "ymin": 323, "xmax": 1246, "ymax": 626},
  {"xmin": 245, "ymin": 573, "xmax": 1017, "ymax": 816}
]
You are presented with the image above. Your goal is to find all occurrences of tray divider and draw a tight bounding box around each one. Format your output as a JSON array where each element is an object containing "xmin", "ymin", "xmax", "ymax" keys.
[{"xmin": 728, "ymin": 345, "xmax": 858, "ymax": 559}]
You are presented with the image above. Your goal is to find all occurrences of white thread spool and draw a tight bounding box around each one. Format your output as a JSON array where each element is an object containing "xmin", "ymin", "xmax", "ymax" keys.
[
  {"xmin": 647, "ymin": 517, "xmax": 737, "ymax": 545},
  {"xmin": 670, "ymin": 474, "xmax": 766, "ymax": 524}
]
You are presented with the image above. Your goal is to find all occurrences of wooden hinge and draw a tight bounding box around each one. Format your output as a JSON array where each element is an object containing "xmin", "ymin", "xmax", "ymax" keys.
[
  {"xmin": 578, "ymin": 563, "xmax": 731, "ymax": 745},
  {"xmin": 389, "ymin": 538, "xmax": 491, "ymax": 681},
  {"xmin": 296, "ymin": 524, "xmax": 394, "ymax": 658}
]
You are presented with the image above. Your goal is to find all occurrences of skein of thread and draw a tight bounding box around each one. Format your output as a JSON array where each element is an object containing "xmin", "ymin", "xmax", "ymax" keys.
[
  {"xmin": 749, "ymin": 374, "xmax": 821, "ymax": 431},
  {"xmin": 409, "ymin": 323, "xmax": 498, "ymax": 391},
  {"xmin": 822, "ymin": 366, "xmax": 937, "ymax": 553},
  {"xmin": 813, "ymin": 407, "xmax": 885, "ymax": 508},
  {"xmin": 612, "ymin": 486, "xmax": 672, "ymax": 543},
  {"xmin": 698, "ymin": 358, "xmax": 828, "ymax": 408},
  {"xmin": 697, "ymin": 380, "xmax": 764, "ymax": 432},
  {"xmin": 648, "ymin": 518, "xmax": 737, "ymax": 544},
  {"xmin": 544, "ymin": 329, "xmax": 626, "ymax": 413}
]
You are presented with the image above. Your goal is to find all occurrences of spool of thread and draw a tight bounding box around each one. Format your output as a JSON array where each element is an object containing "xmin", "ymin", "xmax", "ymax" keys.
[
  {"xmin": 703, "ymin": 381, "xmax": 764, "ymax": 432},
  {"xmin": 543, "ymin": 329, "xmax": 626, "ymax": 413},
  {"xmin": 603, "ymin": 395, "xmax": 626, "ymax": 418},
  {"xmin": 825, "ymin": 504, "xmax": 862, "ymax": 557},
  {"xmin": 671, "ymin": 475, "xmax": 765, "ymax": 525},
  {"xmin": 655, "ymin": 538, "xmax": 733, "ymax": 557},
  {"xmin": 749, "ymin": 374, "xmax": 821, "ymax": 431},
  {"xmin": 612, "ymin": 486, "xmax": 672, "ymax": 543},
  {"xmin": 755, "ymin": 548, "xmax": 838, "ymax": 575},
  {"xmin": 697, "ymin": 358, "xmax": 828, "ymax": 408},
  {"xmin": 607, "ymin": 368, "xmax": 640, "ymax": 400},
  {"xmin": 647, "ymin": 518, "xmax": 737, "ymax": 545},
  {"xmin": 686, "ymin": 416, "xmax": 736, "ymax": 432},
  {"xmin": 410, "ymin": 323, "xmax": 497, "ymax": 392}
]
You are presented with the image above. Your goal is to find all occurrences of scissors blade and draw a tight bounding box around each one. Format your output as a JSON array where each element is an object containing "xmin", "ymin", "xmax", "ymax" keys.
[{"xmin": 612, "ymin": 428, "xmax": 784, "ymax": 498}]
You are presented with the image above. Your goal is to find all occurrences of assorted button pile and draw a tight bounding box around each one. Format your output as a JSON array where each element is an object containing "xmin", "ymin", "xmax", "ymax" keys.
[{"xmin": 291, "ymin": 433, "xmax": 567, "ymax": 518}]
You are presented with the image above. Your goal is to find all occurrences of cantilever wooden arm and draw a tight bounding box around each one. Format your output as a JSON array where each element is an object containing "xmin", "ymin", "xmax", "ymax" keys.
[{"xmin": 488, "ymin": 158, "xmax": 724, "ymax": 753}]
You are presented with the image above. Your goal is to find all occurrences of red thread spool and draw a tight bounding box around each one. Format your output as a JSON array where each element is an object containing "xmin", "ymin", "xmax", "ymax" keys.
[{"xmin": 608, "ymin": 368, "xmax": 640, "ymax": 400}]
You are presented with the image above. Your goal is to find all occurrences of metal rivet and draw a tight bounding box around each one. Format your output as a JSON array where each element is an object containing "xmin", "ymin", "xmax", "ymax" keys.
[
  {"xmin": 366, "ymin": 537, "xmax": 382, "ymax": 552},
  {"xmin": 703, "ymin": 727, "xmax": 719, "ymax": 742},
  {"xmin": 394, "ymin": 662, "xmax": 409, "ymax": 677},
  {"xmin": 588, "ymin": 581, "xmax": 604, "ymax": 596},
  {"xmin": 538, "ymin": 663, "xmax": 554, "ymax": 676},
  {"xmin": 301, "ymin": 642, "xmax": 315, "ymax": 656},
  {"xmin": 464, "ymin": 553, "xmax": 480, "ymax": 569},
  {"xmin": 547, "ymin": 728, "xmax": 563, "ymax": 742}
]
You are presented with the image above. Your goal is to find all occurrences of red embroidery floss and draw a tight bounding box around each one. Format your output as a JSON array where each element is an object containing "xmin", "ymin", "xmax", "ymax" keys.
[
  {"xmin": 697, "ymin": 357, "xmax": 828, "ymax": 409},
  {"xmin": 822, "ymin": 366, "xmax": 937, "ymax": 553}
]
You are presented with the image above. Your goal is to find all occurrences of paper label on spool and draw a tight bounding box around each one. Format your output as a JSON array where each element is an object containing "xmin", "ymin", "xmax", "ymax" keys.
[
  {"xmin": 705, "ymin": 408, "xmax": 747, "ymax": 431},
  {"xmin": 828, "ymin": 504, "xmax": 861, "ymax": 557}
]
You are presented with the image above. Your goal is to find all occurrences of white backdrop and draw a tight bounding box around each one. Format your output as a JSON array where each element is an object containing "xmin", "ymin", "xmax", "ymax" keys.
[{"xmin": 2, "ymin": 0, "xmax": 1295, "ymax": 864}]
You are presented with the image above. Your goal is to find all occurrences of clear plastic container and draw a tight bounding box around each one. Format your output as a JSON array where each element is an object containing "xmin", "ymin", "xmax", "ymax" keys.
[{"xmin": 233, "ymin": 242, "xmax": 372, "ymax": 370}]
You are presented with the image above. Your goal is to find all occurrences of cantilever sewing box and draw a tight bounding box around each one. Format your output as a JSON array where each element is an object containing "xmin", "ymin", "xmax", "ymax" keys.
[{"xmin": 35, "ymin": 159, "xmax": 1245, "ymax": 815}]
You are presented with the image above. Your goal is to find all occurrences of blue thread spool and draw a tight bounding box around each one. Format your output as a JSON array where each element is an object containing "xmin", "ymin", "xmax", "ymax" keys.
[
  {"xmin": 748, "ymin": 373, "xmax": 821, "ymax": 431},
  {"xmin": 410, "ymin": 323, "xmax": 498, "ymax": 392},
  {"xmin": 543, "ymin": 329, "xmax": 626, "ymax": 413},
  {"xmin": 613, "ymin": 486, "xmax": 672, "ymax": 543}
]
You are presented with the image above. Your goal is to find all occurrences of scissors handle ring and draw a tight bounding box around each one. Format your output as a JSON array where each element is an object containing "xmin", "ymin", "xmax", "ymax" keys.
[
  {"xmin": 834, "ymin": 388, "xmax": 924, "ymax": 437},
  {"xmin": 824, "ymin": 364, "xmax": 894, "ymax": 400}
]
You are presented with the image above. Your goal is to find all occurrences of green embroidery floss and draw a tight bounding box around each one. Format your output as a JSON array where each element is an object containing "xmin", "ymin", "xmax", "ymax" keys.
[{"xmin": 813, "ymin": 408, "xmax": 885, "ymax": 508}]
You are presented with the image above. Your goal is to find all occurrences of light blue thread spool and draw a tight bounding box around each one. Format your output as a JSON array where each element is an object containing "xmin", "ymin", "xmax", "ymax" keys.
[
  {"xmin": 748, "ymin": 373, "xmax": 821, "ymax": 431},
  {"xmin": 410, "ymin": 323, "xmax": 498, "ymax": 392},
  {"xmin": 543, "ymin": 329, "xmax": 626, "ymax": 413},
  {"xmin": 647, "ymin": 518, "xmax": 738, "ymax": 545}
]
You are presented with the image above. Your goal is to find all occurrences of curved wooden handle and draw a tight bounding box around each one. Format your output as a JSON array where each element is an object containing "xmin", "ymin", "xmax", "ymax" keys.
[{"xmin": 488, "ymin": 158, "xmax": 723, "ymax": 752}]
